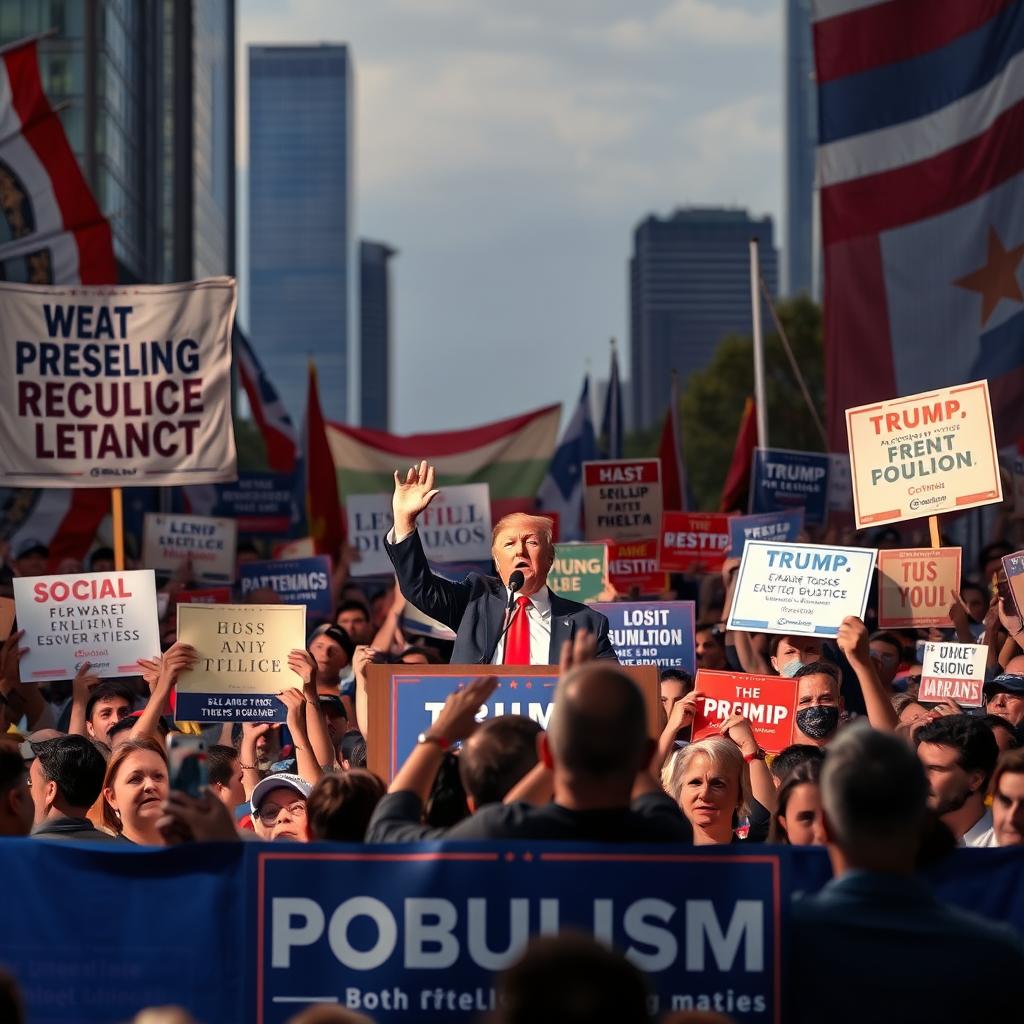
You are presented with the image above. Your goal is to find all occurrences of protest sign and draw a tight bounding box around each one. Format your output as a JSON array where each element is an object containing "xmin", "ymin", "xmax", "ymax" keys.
[
  {"xmin": 877, "ymin": 548, "xmax": 962, "ymax": 628},
  {"xmin": 749, "ymin": 448, "xmax": 830, "ymax": 526},
  {"xmin": 173, "ymin": 588, "xmax": 233, "ymax": 605},
  {"xmin": 13, "ymin": 570, "xmax": 159, "ymax": 680},
  {"xmin": 1002, "ymin": 550, "xmax": 1024, "ymax": 618},
  {"xmin": 143, "ymin": 512, "xmax": 237, "ymax": 583},
  {"xmin": 660, "ymin": 512, "xmax": 732, "ymax": 573},
  {"xmin": 239, "ymin": 556, "xmax": 333, "ymax": 618},
  {"xmin": 347, "ymin": 484, "xmax": 492, "ymax": 577},
  {"xmin": 728, "ymin": 541, "xmax": 877, "ymax": 638},
  {"xmin": 548, "ymin": 543, "xmax": 609, "ymax": 603},
  {"xmin": 827, "ymin": 453, "xmax": 852, "ymax": 510},
  {"xmin": 728, "ymin": 510, "xmax": 804, "ymax": 559},
  {"xmin": 582, "ymin": 458, "xmax": 662, "ymax": 541},
  {"xmin": 184, "ymin": 472, "xmax": 296, "ymax": 534},
  {"xmin": 174, "ymin": 603, "xmax": 306, "ymax": 722},
  {"xmin": 691, "ymin": 670, "xmax": 798, "ymax": 753},
  {"xmin": 845, "ymin": 380, "xmax": 1002, "ymax": 527},
  {"xmin": 592, "ymin": 601, "xmax": 695, "ymax": 672},
  {"xmin": 919, "ymin": 641, "xmax": 988, "ymax": 707},
  {"xmin": 0, "ymin": 597, "xmax": 14, "ymax": 641},
  {"xmin": 0, "ymin": 279, "xmax": 236, "ymax": 487},
  {"xmin": 608, "ymin": 539, "xmax": 666, "ymax": 594}
]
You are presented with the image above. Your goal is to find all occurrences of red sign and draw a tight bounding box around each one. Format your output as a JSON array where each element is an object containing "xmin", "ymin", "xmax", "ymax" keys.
[
  {"xmin": 608, "ymin": 539, "xmax": 667, "ymax": 595},
  {"xmin": 691, "ymin": 669, "xmax": 797, "ymax": 754},
  {"xmin": 660, "ymin": 512, "xmax": 732, "ymax": 573},
  {"xmin": 173, "ymin": 587, "xmax": 233, "ymax": 605}
]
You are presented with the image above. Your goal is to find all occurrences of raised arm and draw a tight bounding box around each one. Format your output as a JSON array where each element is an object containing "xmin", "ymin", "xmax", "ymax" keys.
[
  {"xmin": 836, "ymin": 616, "xmax": 897, "ymax": 732},
  {"xmin": 68, "ymin": 661, "xmax": 100, "ymax": 738},
  {"xmin": 277, "ymin": 688, "xmax": 323, "ymax": 786},
  {"xmin": 287, "ymin": 649, "xmax": 336, "ymax": 771},
  {"xmin": 131, "ymin": 642, "xmax": 196, "ymax": 740}
]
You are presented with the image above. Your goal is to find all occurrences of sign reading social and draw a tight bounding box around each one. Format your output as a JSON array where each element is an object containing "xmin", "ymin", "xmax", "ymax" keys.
[
  {"xmin": 592, "ymin": 601, "xmax": 695, "ymax": 673},
  {"xmin": 727, "ymin": 541, "xmax": 877, "ymax": 638},
  {"xmin": 749, "ymin": 448, "xmax": 830, "ymax": 526}
]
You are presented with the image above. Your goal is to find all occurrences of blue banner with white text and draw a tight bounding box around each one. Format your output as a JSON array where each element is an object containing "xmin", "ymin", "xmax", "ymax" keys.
[{"xmin": 749, "ymin": 449, "xmax": 830, "ymax": 526}]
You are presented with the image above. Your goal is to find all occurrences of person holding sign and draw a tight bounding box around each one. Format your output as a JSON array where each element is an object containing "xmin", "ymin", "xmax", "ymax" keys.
[{"xmin": 385, "ymin": 462, "xmax": 615, "ymax": 664}]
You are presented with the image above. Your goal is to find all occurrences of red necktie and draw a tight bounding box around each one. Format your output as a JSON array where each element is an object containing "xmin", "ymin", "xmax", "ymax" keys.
[{"xmin": 503, "ymin": 595, "xmax": 532, "ymax": 664}]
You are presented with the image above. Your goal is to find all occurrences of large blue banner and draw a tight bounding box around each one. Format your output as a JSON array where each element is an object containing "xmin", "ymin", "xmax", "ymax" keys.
[
  {"xmin": 749, "ymin": 449, "xmax": 830, "ymax": 526},
  {"xmin": 592, "ymin": 600, "xmax": 696, "ymax": 673},
  {"xmin": 0, "ymin": 841, "xmax": 1021, "ymax": 1024}
]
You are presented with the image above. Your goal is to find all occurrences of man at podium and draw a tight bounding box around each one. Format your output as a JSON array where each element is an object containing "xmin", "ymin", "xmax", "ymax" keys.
[{"xmin": 385, "ymin": 461, "xmax": 617, "ymax": 665}]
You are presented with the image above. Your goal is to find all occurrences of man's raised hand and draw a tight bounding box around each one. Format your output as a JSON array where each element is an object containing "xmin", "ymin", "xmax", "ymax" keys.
[{"xmin": 392, "ymin": 460, "xmax": 440, "ymax": 537}]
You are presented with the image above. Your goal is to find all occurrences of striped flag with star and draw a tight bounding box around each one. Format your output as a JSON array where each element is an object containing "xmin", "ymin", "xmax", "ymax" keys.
[{"xmin": 814, "ymin": 0, "xmax": 1024, "ymax": 449}]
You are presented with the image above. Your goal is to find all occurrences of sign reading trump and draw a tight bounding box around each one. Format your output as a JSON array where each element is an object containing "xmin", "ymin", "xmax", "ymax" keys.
[{"xmin": 0, "ymin": 279, "xmax": 237, "ymax": 487}]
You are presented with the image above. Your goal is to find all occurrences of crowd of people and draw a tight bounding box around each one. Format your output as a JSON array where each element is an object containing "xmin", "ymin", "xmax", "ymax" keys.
[{"xmin": 1, "ymin": 478, "xmax": 1024, "ymax": 1021}]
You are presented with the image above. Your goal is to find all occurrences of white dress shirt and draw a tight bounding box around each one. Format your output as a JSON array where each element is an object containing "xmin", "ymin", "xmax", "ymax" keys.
[
  {"xmin": 492, "ymin": 586, "xmax": 552, "ymax": 665},
  {"xmin": 961, "ymin": 807, "xmax": 998, "ymax": 848}
]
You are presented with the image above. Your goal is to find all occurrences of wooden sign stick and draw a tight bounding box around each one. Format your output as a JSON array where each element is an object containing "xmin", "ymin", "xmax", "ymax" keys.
[{"xmin": 928, "ymin": 514, "xmax": 941, "ymax": 549}]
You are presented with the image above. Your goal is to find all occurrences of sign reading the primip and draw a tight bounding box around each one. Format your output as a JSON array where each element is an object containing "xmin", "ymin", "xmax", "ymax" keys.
[
  {"xmin": 583, "ymin": 459, "xmax": 662, "ymax": 542},
  {"xmin": 846, "ymin": 380, "xmax": 1002, "ymax": 527}
]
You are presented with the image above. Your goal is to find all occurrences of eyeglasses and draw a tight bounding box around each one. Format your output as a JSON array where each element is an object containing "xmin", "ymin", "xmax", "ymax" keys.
[{"xmin": 257, "ymin": 800, "xmax": 307, "ymax": 826}]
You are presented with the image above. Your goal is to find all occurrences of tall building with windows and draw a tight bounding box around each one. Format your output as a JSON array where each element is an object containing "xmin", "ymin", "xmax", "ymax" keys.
[
  {"xmin": 784, "ymin": 0, "xmax": 817, "ymax": 298},
  {"xmin": 629, "ymin": 207, "xmax": 778, "ymax": 432},
  {"xmin": 0, "ymin": 0, "xmax": 236, "ymax": 282},
  {"xmin": 359, "ymin": 240, "xmax": 395, "ymax": 431},
  {"xmin": 248, "ymin": 44, "xmax": 356, "ymax": 424}
]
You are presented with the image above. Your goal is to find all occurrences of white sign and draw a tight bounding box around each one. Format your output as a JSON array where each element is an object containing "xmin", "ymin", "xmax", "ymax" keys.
[
  {"xmin": 143, "ymin": 513, "xmax": 238, "ymax": 583},
  {"xmin": 14, "ymin": 570, "xmax": 160, "ymax": 680},
  {"xmin": 919, "ymin": 641, "xmax": 988, "ymax": 707},
  {"xmin": 727, "ymin": 541, "xmax": 877, "ymax": 638},
  {"xmin": 347, "ymin": 483, "xmax": 492, "ymax": 577},
  {"xmin": 0, "ymin": 279, "xmax": 237, "ymax": 487}
]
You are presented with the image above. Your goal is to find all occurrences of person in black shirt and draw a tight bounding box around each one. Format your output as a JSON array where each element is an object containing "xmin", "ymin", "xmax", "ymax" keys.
[{"xmin": 366, "ymin": 638, "xmax": 692, "ymax": 843}]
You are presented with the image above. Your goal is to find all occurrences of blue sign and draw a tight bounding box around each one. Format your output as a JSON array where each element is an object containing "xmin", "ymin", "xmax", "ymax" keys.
[
  {"xmin": 749, "ymin": 449, "xmax": 830, "ymax": 526},
  {"xmin": 592, "ymin": 601, "xmax": 696, "ymax": 673},
  {"xmin": 728, "ymin": 510, "xmax": 805, "ymax": 558},
  {"xmin": 240, "ymin": 556, "xmax": 333, "ymax": 619},
  {"xmin": 185, "ymin": 472, "xmax": 298, "ymax": 535},
  {"xmin": 390, "ymin": 673, "xmax": 557, "ymax": 778}
]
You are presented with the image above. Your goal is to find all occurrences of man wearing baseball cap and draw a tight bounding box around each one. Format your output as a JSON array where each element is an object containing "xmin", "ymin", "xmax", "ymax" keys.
[
  {"xmin": 984, "ymin": 662, "xmax": 1024, "ymax": 731},
  {"xmin": 250, "ymin": 773, "xmax": 312, "ymax": 843}
]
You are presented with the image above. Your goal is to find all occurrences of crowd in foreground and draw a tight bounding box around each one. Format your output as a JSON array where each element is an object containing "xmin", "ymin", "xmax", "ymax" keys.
[{"xmin": 1, "ymin": 510, "xmax": 1024, "ymax": 1021}]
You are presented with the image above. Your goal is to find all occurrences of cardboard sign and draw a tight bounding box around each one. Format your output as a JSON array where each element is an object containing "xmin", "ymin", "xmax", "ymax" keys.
[
  {"xmin": 608, "ymin": 538, "xmax": 666, "ymax": 594},
  {"xmin": 919, "ymin": 641, "xmax": 988, "ymax": 707},
  {"xmin": 1002, "ymin": 550, "xmax": 1024, "ymax": 619},
  {"xmin": 347, "ymin": 483, "xmax": 492, "ymax": 577},
  {"xmin": 846, "ymin": 380, "xmax": 1002, "ymax": 527},
  {"xmin": 143, "ymin": 512, "xmax": 238, "ymax": 583},
  {"xmin": 660, "ymin": 512, "xmax": 732, "ymax": 573},
  {"xmin": 728, "ymin": 510, "xmax": 804, "ymax": 559},
  {"xmin": 174, "ymin": 603, "xmax": 306, "ymax": 722},
  {"xmin": 592, "ymin": 601, "xmax": 696, "ymax": 672},
  {"xmin": 582, "ymin": 458, "xmax": 662, "ymax": 542},
  {"xmin": 13, "ymin": 570, "xmax": 160, "ymax": 680},
  {"xmin": 0, "ymin": 597, "xmax": 14, "ymax": 641},
  {"xmin": 827, "ymin": 452, "xmax": 852, "ymax": 510},
  {"xmin": 750, "ymin": 448, "xmax": 830, "ymax": 526},
  {"xmin": 548, "ymin": 543, "xmax": 609, "ymax": 604},
  {"xmin": 239, "ymin": 556, "xmax": 333, "ymax": 618},
  {"xmin": 728, "ymin": 541, "xmax": 877, "ymax": 638},
  {"xmin": 0, "ymin": 279, "xmax": 236, "ymax": 487},
  {"xmin": 184, "ymin": 472, "xmax": 297, "ymax": 534},
  {"xmin": 877, "ymin": 548, "xmax": 962, "ymax": 628},
  {"xmin": 691, "ymin": 669, "xmax": 797, "ymax": 753}
]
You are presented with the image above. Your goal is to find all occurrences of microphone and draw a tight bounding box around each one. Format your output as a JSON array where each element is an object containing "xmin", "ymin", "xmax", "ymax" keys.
[{"xmin": 483, "ymin": 570, "xmax": 527, "ymax": 663}]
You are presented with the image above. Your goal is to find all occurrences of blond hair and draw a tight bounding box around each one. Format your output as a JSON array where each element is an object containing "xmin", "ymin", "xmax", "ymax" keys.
[
  {"xmin": 664, "ymin": 737, "xmax": 752, "ymax": 822},
  {"xmin": 491, "ymin": 513, "xmax": 555, "ymax": 552}
]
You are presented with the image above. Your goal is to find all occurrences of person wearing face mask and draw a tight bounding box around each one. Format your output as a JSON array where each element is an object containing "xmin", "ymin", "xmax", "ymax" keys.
[
  {"xmin": 384, "ymin": 461, "xmax": 616, "ymax": 664},
  {"xmin": 792, "ymin": 661, "xmax": 845, "ymax": 746}
]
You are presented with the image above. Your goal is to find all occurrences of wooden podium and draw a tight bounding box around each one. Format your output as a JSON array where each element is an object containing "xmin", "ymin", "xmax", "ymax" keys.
[{"xmin": 365, "ymin": 662, "xmax": 661, "ymax": 781}]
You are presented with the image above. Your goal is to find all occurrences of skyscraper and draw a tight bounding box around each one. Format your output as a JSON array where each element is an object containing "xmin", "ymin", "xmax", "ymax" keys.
[
  {"xmin": 248, "ymin": 44, "xmax": 355, "ymax": 425},
  {"xmin": 0, "ymin": 0, "xmax": 236, "ymax": 282},
  {"xmin": 629, "ymin": 207, "xmax": 778, "ymax": 433},
  {"xmin": 359, "ymin": 240, "xmax": 395, "ymax": 431},
  {"xmin": 783, "ymin": 0, "xmax": 817, "ymax": 298}
]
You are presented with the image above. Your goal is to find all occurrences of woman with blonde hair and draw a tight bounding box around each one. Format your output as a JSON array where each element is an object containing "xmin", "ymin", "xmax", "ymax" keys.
[{"xmin": 102, "ymin": 737, "xmax": 169, "ymax": 846}]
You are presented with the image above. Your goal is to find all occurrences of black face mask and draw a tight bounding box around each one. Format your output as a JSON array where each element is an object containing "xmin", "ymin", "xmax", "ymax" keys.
[{"xmin": 796, "ymin": 705, "xmax": 840, "ymax": 740}]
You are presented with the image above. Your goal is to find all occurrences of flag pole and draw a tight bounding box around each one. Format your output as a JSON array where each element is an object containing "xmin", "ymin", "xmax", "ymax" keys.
[
  {"xmin": 749, "ymin": 238, "xmax": 769, "ymax": 447},
  {"xmin": 112, "ymin": 488, "xmax": 125, "ymax": 570}
]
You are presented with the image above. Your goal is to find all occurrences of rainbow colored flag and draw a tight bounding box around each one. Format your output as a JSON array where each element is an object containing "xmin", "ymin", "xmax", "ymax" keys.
[{"xmin": 326, "ymin": 405, "xmax": 561, "ymax": 522}]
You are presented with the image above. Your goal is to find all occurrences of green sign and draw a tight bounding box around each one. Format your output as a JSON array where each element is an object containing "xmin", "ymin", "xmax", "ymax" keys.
[{"xmin": 549, "ymin": 543, "xmax": 609, "ymax": 604}]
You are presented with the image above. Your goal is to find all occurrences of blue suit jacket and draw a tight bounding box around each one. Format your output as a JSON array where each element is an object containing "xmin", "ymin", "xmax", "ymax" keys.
[{"xmin": 384, "ymin": 529, "xmax": 618, "ymax": 665}]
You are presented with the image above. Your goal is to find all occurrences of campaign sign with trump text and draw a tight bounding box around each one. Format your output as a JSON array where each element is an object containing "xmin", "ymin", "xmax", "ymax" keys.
[
  {"xmin": 593, "ymin": 601, "xmax": 696, "ymax": 673},
  {"xmin": 749, "ymin": 449, "xmax": 830, "ymax": 527},
  {"xmin": 919, "ymin": 642, "xmax": 988, "ymax": 707},
  {"xmin": 877, "ymin": 548, "xmax": 962, "ymax": 629},
  {"xmin": 728, "ymin": 542, "xmax": 876, "ymax": 638},
  {"xmin": 1004, "ymin": 550, "xmax": 1024, "ymax": 619},
  {"xmin": 691, "ymin": 670, "xmax": 797, "ymax": 754},
  {"xmin": 845, "ymin": 381, "xmax": 1002, "ymax": 528},
  {"xmin": 660, "ymin": 512, "xmax": 732, "ymax": 573},
  {"xmin": 14, "ymin": 570, "xmax": 159, "ymax": 681},
  {"xmin": 0, "ymin": 279, "xmax": 236, "ymax": 487},
  {"xmin": 174, "ymin": 604, "xmax": 306, "ymax": 723},
  {"xmin": 143, "ymin": 512, "xmax": 238, "ymax": 584},
  {"xmin": 582, "ymin": 458, "xmax": 662, "ymax": 542}
]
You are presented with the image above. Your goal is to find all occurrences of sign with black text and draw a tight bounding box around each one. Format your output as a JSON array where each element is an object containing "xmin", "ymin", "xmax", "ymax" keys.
[
  {"xmin": 582, "ymin": 458, "xmax": 662, "ymax": 541},
  {"xmin": 143, "ymin": 512, "xmax": 237, "ymax": 583}
]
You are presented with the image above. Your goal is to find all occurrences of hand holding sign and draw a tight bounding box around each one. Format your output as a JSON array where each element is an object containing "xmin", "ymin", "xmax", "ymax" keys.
[
  {"xmin": 287, "ymin": 649, "xmax": 318, "ymax": 691},
  {"xmin": 998, "ymin": 597, "xmax": 1024, "ymax": 640},
  {"xmin": 836, "ymin": 615, "xmax": 870, "ymax": 668},
  {"xmin": 392, "ymin": 460, "xmax": 440, "ymax": 536},
  {"xmin": 718, "ymin": 713, "xmax": 760, "ymax": 758}
]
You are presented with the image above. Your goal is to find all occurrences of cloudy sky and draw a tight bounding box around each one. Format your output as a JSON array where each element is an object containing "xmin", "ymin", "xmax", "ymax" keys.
[{"xmin": 237, "ymin": 0, "xmax": 783, "ymax": 432}]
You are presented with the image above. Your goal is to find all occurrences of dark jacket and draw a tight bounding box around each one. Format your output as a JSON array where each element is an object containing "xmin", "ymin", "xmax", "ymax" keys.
[
  {"xmin": 31, "ymin": 816, "xmax": 120, "ymax": 842},
  {"xmin": 384, "ymin": 529, "xmax": 617, "ymax": 664}
]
